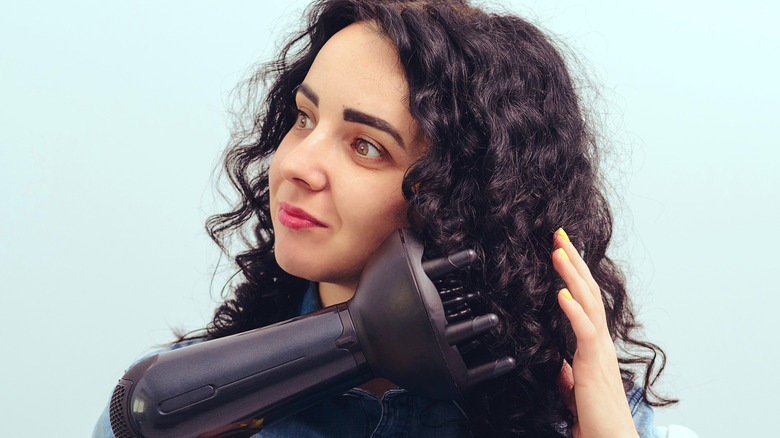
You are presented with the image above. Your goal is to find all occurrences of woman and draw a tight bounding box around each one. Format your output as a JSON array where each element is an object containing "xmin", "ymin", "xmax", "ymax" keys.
[{"xmin": 94, "ymin": 0, "xmax": 674, "ymax": 436}]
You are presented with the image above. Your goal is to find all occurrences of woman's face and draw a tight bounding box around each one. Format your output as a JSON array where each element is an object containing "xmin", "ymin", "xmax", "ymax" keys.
[{"xmin": 269, "ymin": 23, "xmax": 426, "ymax": 298}]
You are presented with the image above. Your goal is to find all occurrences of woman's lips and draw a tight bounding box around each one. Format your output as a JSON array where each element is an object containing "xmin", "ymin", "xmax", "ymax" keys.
[{"xmin": 278, "ymin": 202, "xmax": 327, "ymax": 230}]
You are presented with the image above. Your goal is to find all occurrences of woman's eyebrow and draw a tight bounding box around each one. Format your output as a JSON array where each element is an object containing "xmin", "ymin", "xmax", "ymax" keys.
[
  {"xmin": 296, "ymin": 83, "xmax": 405, "ymax": 149},
  {"xmin": 295, "ymin": 83, "xmax": 319, "ymax": 107},
  {"xmin": 343, "ymin": 108, "xmax": 405, "ymax": 149}
]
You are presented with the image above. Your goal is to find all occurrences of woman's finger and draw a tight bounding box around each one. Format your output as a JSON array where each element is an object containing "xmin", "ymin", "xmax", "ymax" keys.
[
  {"xmin": 553, "ymin": 248, "xmax": 600, "ymax": 319},
  {"xmin": 558, "ymin": 288, "xmax": 597, "ymax": 343},
  {"xmin": 554, "ymin": 228, "xmax": 601, "ymax": 303}
]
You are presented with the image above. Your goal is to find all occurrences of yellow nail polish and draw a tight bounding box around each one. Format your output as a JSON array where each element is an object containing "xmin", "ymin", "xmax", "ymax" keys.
[
  {"xmin": 558, "ymin": 248, "xmax": 569, "ymax": 261},
  {"xmin": 561, "ymin": 288, "xmax": 573, "ymax": 301},
  {"xmin": 557, "ymin": 227, "xmax": 571, "ymax": 243}
]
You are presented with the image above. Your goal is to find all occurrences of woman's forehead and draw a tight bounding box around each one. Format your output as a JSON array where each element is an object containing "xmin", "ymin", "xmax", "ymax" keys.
[
  {"xmin": 301, "ymin": 22, "xmax": 426, "ymax": 153},
  {"xmin": 305, "ymin": 24, "xmax": 407, "ymax": 108}
]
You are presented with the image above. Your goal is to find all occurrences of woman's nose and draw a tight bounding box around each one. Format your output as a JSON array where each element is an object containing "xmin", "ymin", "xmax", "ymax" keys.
[{"xmin": 278, "ymin": 131, "xmax": 330, "ymax": 192}]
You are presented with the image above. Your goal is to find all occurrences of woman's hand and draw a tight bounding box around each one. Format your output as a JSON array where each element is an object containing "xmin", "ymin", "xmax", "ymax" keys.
[{"xmin": 552, "ymin": 228, "xmax": 639, "ymax": 438}]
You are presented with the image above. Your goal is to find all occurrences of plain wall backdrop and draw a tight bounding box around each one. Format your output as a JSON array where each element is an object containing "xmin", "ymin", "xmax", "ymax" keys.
[{"xmin": 2, "ymin": 1, "xmax": 777, "ymax": 436}]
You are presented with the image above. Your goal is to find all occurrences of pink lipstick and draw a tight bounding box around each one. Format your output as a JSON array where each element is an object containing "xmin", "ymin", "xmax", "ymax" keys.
[{"xmin": 278, "ymin": 202, "xmax": 327, "ymax": 230}]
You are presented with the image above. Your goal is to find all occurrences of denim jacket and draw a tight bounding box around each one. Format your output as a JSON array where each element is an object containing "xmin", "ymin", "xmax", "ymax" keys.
[{"xmin": 93, "ymin": 284, "xmax": 662, "ymax": 438}]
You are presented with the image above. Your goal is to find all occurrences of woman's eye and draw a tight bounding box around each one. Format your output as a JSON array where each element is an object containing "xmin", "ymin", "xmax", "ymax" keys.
[
  {"xmin": 353, "ymin": 138, "xmax": 382, "ymax": 158},
  {"xmin": 296, "ymin": 111, "xmax": 314, "ymax": 129}
]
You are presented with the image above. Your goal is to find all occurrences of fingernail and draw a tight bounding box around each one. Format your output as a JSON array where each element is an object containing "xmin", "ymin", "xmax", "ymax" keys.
[
  {"xmin": 561, "ymin": 288, "xmax": 573, "ymax": 301},
  {"xmin": 557, "ymin": 248, "xmax": 569, "ymax": 262},
  {"xmin": 557, "ymin": 227, "xmax": 570, "ymax": 243}
]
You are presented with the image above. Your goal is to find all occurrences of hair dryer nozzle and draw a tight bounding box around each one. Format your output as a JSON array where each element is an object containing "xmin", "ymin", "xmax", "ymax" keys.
[
  {"xmin": 467, "ymin": 357, "xmax": 517, "ymax": 386},
  {"xmin": 348, "ymin": 229, "xmax": 515, "ymax": 400},
  {"xmin": 421, "ymin": 249, "xmax": 477, "ymax": 280}
]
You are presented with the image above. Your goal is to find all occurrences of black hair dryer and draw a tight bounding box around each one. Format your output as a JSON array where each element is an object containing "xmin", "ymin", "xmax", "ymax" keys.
[{"xmin": 109, "ymin": 228, "xmax": 516, "ymax": 437}]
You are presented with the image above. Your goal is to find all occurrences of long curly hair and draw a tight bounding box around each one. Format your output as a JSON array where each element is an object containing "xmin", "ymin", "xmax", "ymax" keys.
[{"xmin": 202, "ymin": 0, "xmax": 674, "ymax": 436}]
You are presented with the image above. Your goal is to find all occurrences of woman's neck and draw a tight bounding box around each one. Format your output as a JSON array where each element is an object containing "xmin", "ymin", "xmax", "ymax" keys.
[{"xmin": 318, "ymin": 281, "xmax": 357, "ymax": 307}]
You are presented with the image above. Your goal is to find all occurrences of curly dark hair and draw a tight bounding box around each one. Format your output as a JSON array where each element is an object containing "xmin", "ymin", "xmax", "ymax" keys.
[{"xmin": 201, "ymin": 0, "xmax": 675, "ymax": 436}]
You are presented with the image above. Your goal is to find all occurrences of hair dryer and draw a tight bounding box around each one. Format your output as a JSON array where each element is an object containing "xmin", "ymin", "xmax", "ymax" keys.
[{"xmin": 109, "ymin": 228, "xmax": 516, "ymax": 438}]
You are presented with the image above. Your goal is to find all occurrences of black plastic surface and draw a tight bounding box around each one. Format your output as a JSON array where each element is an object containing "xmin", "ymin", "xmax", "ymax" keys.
[
  {"xmin": 348, "ymin": 229, "xmax": 468, "ymax": 400},
  {"xmin": 111, "ymin": 306, "xmax": 363, "ymax": 437}
]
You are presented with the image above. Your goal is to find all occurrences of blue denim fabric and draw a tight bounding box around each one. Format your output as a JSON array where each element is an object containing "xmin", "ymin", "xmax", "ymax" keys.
[
  {"xmin": 628, "ymin": 386, "xmax": 662, "ymax": 438},
  {"xmin": 93, "ymin": 284, "xmax": 662, "ymax": 438},
  {"xmin": 255, "ymin": 387, "xmax": 469, "ymax": 438}
]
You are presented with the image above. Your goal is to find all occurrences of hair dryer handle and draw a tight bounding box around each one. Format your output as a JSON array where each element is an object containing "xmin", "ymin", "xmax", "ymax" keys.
[{"xmin": 110, "ymin": 304, "xmax": 368, "ymax": 438}]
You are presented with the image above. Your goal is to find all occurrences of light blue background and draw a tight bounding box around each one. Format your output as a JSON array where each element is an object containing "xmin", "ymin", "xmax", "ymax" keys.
[{"xmin": 2, "ymin": 1, "xmax": 777, "ymax": 436}]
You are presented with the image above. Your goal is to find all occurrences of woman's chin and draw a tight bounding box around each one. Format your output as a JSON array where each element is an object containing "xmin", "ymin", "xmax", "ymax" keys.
[
  {"xmin": 275, "ymin": 252, "xmax": 327, "ymax": 282},
  {"xmin": 275, "ymin": 251, "xmax": 362, "ymax": 290},
  {"xmin": 274, "ymin": 251, "xmax": 310, "ymax": 279}
]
